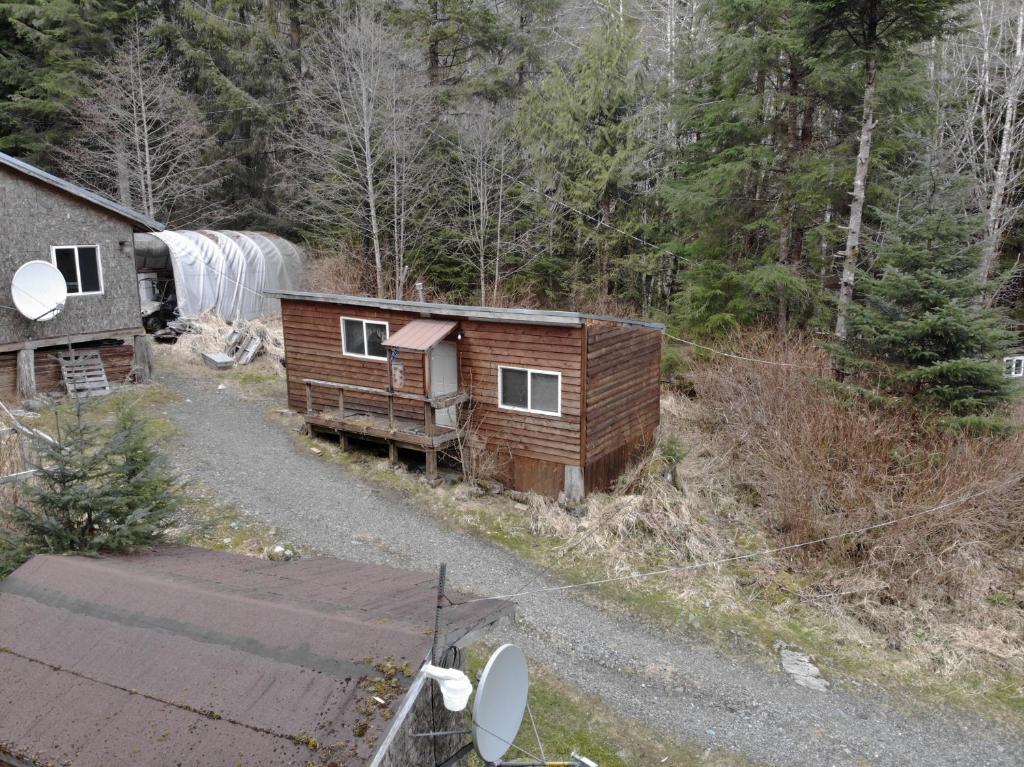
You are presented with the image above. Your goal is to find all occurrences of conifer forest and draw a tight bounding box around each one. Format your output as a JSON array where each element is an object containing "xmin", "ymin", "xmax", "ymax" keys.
[{"xmin": 2, "ymin": 0, "xmax": 1023, "ymax": 417}]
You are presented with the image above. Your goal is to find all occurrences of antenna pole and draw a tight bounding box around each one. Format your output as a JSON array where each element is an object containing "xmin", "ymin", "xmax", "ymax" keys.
[{"xmin": 430, "ymin": 562, "xmax": 447, "ymax": 664}]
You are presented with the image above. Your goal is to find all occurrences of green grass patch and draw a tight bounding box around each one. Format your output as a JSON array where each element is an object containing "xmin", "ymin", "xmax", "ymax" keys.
[
  {"xmin": 171, "ymin": 482, "xmax": 310, "ymax": 560},
  {"xmin": 464, "ymin": 645, "xmax": 756, "ymax": 767},
  {"xmin": 30, "ymin": 384, "xmax": 179, "ymax": 439}
]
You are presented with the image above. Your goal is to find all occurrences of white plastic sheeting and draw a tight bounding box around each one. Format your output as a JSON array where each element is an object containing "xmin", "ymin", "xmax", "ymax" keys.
[{"xmin": 151, "ymin": 230, "xmax": 302, "ymax": 320}]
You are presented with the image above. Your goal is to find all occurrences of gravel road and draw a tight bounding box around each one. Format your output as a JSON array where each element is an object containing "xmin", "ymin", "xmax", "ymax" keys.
[{"xmin": 158, "ymin": 369, "xmax": 1024, "ymax": 767}]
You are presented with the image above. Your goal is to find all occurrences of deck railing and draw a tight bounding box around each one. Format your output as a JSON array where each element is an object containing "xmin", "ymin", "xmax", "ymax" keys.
[{"xmin": 301, "ymin": 378, "xmax": 467, "ymax": 437}]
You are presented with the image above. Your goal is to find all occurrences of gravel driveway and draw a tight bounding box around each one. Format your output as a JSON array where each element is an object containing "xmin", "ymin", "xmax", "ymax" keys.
[{"xmin": 158, "ymin": 369, "xmax": 1023, "ymax": 767}]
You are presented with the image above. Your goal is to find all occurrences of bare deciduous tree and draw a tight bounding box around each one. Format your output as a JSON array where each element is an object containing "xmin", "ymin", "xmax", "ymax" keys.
[
  {"xmin": 58, "ymin": 22, "xmax": 225, "ymax": 227},
  {"xmin": 284, "ymin": 10, "xmax": 431, "ymax": 299},
  {"xmin": 940, "ymin": 0, "xmax": 1024, "ymax": 293},
  {"xmin": 451, "ymin": 105, "xmax": 542, "ymax": 305}
]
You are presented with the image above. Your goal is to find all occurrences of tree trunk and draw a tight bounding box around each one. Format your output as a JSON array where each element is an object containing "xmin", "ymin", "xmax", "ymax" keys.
[
  {"xmin": 834, "ymin": 56, "xmax": 877, "ymax": 340},
  {"xmin": 977, "ymin": 1, "xmax": 1024, "ymax": 295},
  {"xmin": 428, "ymin": 0, "xmax": 442, "ymax": 85},
  {"xmin": 362, "ymin": 128, "xmax": 385, "ymax": 298},
  {"xmin": 777, "ymin": 60, "xmax": 802, "ymax": 332}
]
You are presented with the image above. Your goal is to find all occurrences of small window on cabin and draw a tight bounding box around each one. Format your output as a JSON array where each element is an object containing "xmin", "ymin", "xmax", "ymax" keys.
[
  {"xmin": 1005, "ymin": 357, "xmax": 1024, "ymax": 378},
  {"xmin": 52, "ymin": 245, "xmax": 102, "ymax": 295},
  {"xmin": 341, "ymin": 317, "xmax": 389, "ymax": 360},
  {"xmin": 366, "ymin": 322, "xmax": 388, "ymax": 358},
  {"xmin": 499, "ymin": 366, "xmax": 561, "ymax": 416}
]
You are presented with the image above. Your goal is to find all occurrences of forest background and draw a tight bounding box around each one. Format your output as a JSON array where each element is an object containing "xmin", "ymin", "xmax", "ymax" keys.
[{"xmin": 3, "ymin": 1, "xmax": 1023, "ymax": 418}]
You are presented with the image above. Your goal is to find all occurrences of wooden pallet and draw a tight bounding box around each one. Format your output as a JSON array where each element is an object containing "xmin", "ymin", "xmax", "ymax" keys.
[{"xmin": 59, "ymin": 351, "xmax": 110, "ymax": 398}]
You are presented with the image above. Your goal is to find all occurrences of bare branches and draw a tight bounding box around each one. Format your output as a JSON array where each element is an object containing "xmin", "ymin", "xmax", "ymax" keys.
[
  {"xmin": 449, "ymin": 103, "xmax": 545, "ymax": 305},
  {"xmin": 57, "ymin": 21, "xmax": 226, "ymax": 228},
  {"xmin": 281, "ymin": 10, "xmax": 431, "ymax": 299}
]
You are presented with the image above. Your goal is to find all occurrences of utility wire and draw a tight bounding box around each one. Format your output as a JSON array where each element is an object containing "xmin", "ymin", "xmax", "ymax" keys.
[
  {"xmin": 449, "ymin": 476, "xmax": 1022, "ymax": 605},
  {"xmin": 664, "ymin": 332, "xmax": 822, "ymax": 369}
]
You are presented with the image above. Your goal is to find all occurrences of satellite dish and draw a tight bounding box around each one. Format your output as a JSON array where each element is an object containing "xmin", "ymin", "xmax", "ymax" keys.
[
  {"xmin": 473, "ymin": 643, "xmax": 529, "ymax": 763},
  {"xmin": 11, "ymin": 260, "xmax": 67, "ymax": 321}
]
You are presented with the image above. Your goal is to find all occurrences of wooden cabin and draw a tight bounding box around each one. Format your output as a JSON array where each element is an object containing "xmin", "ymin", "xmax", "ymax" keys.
[
  {"xmin": 272, "ymin": 292, "xmax": 664, "ymax": 499},
  {"xmin": 0, "ymin": 152, "xmax": 163, "ymax": 400}
]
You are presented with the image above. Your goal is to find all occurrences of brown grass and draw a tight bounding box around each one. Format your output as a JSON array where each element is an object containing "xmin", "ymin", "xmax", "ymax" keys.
[
  {"xmin": 517, "ymin": 333, "xmax": 1023, "ymax": 683},
  {"xmin": 302, "ymin": 247, "xmax": 370, "ymax": 295},
  {"xmin": 675, "ymin": 333, "xmax": 1024, "ymax": 668},
  {"xmin": 164, "ymin": 312, "xmax": 286, "ymax": 373}
]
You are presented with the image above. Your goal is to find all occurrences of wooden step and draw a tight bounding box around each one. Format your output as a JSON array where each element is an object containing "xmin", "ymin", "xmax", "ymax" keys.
[{"xmin": 59, "ymin": 351, "xmax": 110, "ymax": 398}]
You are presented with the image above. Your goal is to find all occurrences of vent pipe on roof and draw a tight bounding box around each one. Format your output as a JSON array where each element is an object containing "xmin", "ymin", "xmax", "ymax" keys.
[{"xmin": 415, "ymin": 281, "xmax": 425, "ymax": 302}]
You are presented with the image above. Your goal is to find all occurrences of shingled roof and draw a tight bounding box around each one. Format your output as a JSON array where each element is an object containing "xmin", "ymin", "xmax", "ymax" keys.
[
  {"xmin": 0, "ymin": 546, "xmax": 510, "ymax": 767},
  {"xmin": 0, "ymin": 151, "xmax": 164, "ymax": 232}
]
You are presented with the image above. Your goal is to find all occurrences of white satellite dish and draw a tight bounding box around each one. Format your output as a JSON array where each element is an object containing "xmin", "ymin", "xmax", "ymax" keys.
[
  {"xmin": 473, "ymin": 643, "xmax": 529, "ymax": 763},
  {"xmin": 11, "ymin": 260, "xmax": 67, "ymax": 321}
]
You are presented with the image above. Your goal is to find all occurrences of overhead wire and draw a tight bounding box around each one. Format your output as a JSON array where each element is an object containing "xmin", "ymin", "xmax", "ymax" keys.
[
  {"xmin": 448, "ymin": 475, "xmax": 1022, "ymax": 605},
  {"xmin": 663, "ymin": 332, "xmax": 822, "ymax": 369}
]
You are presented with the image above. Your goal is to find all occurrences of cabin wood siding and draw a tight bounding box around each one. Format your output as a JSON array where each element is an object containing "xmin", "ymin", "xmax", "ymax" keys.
[
  {"xmin": 0, "ymin": 342, "xmax": 135, "ymax": 400},
  {"xmin": 281, "ymin": 301, "xmax": 428, "ymax": 421},
  {"xmin": 458, "ymin": 319, "xmax": 583, "ymax": 469},
  {"xmin": 583, "ymin": 322, "xmax": 662, "ymax": 493},
  {"xmin": 0, "ymin": 166, "xmax": 142, "ymax": 348},
  {"xmin": 280, "ymin": 296, "xmax": 659, "ymax": 497}
]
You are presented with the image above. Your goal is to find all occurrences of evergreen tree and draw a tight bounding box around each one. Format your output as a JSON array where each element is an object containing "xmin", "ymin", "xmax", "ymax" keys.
[
  {"xmin": 806, "ymin": 0, "xmax": 966, "ymax": 338},
  {"xmin": 667, "ymin": 0, "xmax": 843, "ymax": 334},
  {"xmin": 518, "ymin": 9, "xmax": 652, "ymax": 303},
  {"xmin": 8, "ymin": 403, "xmax": 180, "ymax": 557},
  {"xmin": 844, "ymin": 162, "xmax": 1012, "ymax": 415},
  {"xmin": 0, "ymin": 0, "xmax": 139, "ymax": 159}
]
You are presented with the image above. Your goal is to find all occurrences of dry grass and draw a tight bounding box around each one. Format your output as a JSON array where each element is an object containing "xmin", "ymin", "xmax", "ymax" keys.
[
  {"xmin": 668, "ymin": 334, "xmax": 1024, "ymax": 675},
  {"xmin": 302, "ymin": 247, "xmax": 372, "ymax": 295},
  {"xmin": 164, "ymin": 312, "xmax": 286, "ymax": 374},
  {"xmin": 517, "ymin": 334, "xmax": 1023, "ymax": 687}
]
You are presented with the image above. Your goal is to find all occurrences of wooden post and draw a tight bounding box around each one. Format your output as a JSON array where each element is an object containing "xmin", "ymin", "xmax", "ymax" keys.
[
  {"xmin": 16, "ymin": 348, "xmax": 35, "ymax": 399},
  {"xmin": 305, "ymin": 381, "xmax": 313, "ymax": 415},
  {"xmin": 387, "ymin": 354, "xmax": 396, "ymax": 433},
  {"xmin": 340, "ymin": 434, "xmax": 350, "ymax": 452},
  {"xmin": 132, "ymin": 335, "xmax": 153, "ymax": 383},
  {"xmin": 389, "ymin": 441, "xmax": 399, "ymax": 465},
  {"xmin": 338, "ymin": 388, "xmax": 345, "ymax": 418},
  {"xmin": 426, "ymin": 448, "xmax": 438, "ymax": 480},
  {"xmin": 423, "ymin": 351, "xmax": 432, "ymax": 434}
]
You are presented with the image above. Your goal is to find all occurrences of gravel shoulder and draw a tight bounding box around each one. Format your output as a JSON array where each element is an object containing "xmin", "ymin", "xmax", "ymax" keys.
[{"xmin": 158, "ymin": 368, "xmax": 1024, "ymax": 767}]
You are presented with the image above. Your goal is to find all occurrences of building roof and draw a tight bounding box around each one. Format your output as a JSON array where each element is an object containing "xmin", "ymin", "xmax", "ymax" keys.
[
  {"xmin": 269, "ymin": 291, "xmax": 666, "ymax": 330},
  {"xmin": 0, "ymin": 546, "xmax": 510, "ymax": 767},
  {"xmin": 0, "ymin": 151, "xmax": 164, "ymax": 232},
  {"xmin": 383, "ymin": 319, "xmax": 458, "ymax": 351}
]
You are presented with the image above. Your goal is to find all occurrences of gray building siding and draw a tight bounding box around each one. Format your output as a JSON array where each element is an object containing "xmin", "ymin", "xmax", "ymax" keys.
[{"xmin": 0, "ymin": 167, "xmax": 142, "ymax": 348}]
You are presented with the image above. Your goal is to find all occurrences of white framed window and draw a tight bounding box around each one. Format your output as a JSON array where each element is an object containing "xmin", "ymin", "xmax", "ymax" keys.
[
  {"xmin": 498, "ymin": 365, "xmax": 561, "ymax": 416},
  {"xmin": 51, "ymin": 245, "xmax": 103, "ymax": 295},
  {"xmin": 341, "ymin": 317, "xmax": 389, "ymax": 360},
  {"xmin": 1003, "ymin": 356, "xmax": 1024, "ymax": 378}
]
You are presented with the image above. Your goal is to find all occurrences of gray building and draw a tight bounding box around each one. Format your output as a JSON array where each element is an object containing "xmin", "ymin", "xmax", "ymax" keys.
[{"xmin": 0, "ymin": 152, "xmax": 163, "ymax": 399}]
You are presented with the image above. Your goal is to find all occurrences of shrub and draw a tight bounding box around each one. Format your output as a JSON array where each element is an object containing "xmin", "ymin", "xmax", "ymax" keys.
[
  {"xmin": 686, "ymin": 333, "xmax": 1024, "ymax": 621},
  {"xmin": 2, "ymin": 402, "xmax": 180, "ymax": 570}
]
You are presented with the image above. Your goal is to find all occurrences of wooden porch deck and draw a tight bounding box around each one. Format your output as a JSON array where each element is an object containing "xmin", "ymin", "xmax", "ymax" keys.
[
  {"xmin": 301, "ymin": 377, "xmax": 467, "ymax": 478},
  {"xmin": 305, "ymin": 408, "xmax": 461, "ymax": 450}
]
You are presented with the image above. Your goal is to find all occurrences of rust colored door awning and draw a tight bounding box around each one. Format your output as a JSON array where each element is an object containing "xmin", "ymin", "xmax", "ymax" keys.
[{"xmin": 383, "ymin": 319, "xmax": 457, "ymax": 351}]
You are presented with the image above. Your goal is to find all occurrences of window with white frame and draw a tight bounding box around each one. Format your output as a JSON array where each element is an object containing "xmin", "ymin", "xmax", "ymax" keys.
[
  {"xmin": 341, "ymin": 317, "xmax": 389, "ymax": 360},
  {"xmin": 1004, "ymin": 356, "xmax": 1024, "ymax": 378},
  {"xmin": 498, "ymin": 366, "xmax": 561, "ymax": 416},
  {"xmin": 51, "ymin": 246, "xmax": 103, "ymax": 295}
]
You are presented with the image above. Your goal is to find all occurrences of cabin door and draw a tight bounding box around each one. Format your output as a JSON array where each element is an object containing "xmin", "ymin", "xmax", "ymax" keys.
[{"xmin": 430, "ymin": 342, "xmax": 458, "ymax": 429}]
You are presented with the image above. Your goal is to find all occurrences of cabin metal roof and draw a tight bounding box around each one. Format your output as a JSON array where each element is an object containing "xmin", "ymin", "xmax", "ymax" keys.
[
  {"xmin": 0, "ymin": 151, "xmax": 165, "ymax": 232},
  {"xmin": 382, "ymin": 319, "xmax": 458, "ymax": 351},
  {"xmin": 0, "ymin": 546, "xmax": 510, "ymax": 767},
  {"xmin": 270, "ymin": 290, "xmax": 666, "ymax": 330}
]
